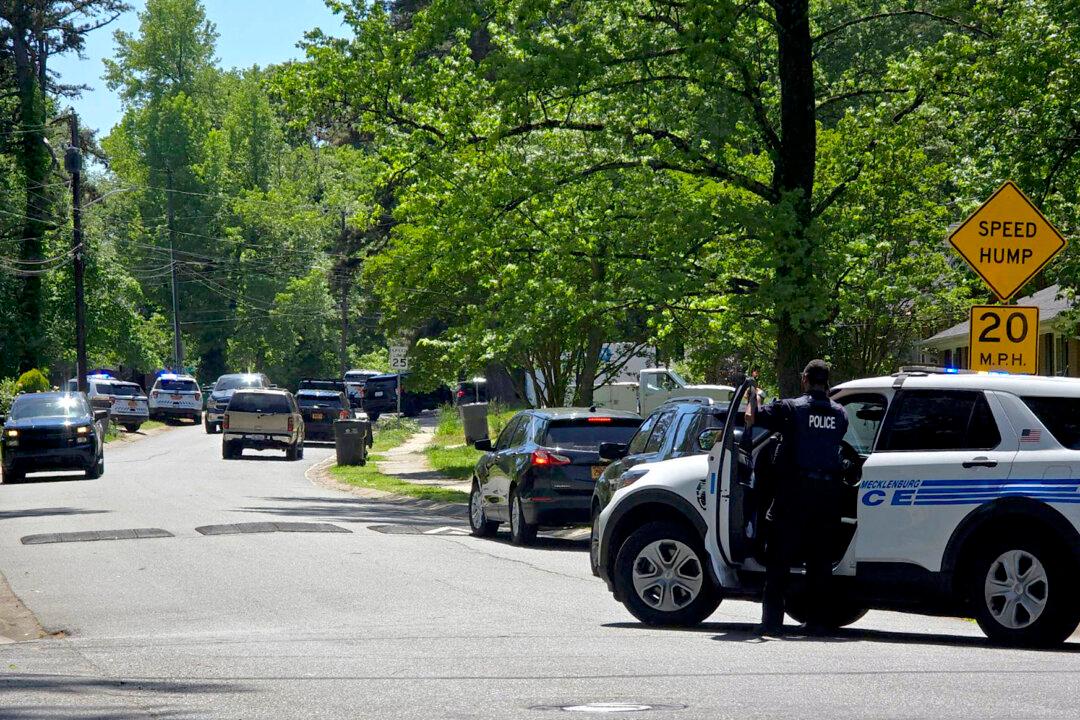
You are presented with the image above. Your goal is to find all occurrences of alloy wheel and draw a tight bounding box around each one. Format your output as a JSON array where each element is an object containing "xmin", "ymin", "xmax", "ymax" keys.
[
  {"xmin": 984, "ymin": 549, "xmax": 1048, "ymax": 630},
  {"xmin": 470, "ymin": 485, "xmax": 484, "ymax": 529},
  {"xmin": 631, "ymin": 539, "xmax": 704, "ymax": 612}
]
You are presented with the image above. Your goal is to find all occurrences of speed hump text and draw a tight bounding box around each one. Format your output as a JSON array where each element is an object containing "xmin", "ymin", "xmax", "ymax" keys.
[{"xmin": 968, "ymin": 305, "xmax": 1040, "ymax": 374}]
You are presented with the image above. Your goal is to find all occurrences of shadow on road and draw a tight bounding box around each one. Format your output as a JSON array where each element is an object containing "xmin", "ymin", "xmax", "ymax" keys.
[
  {"xmin": 603, "ymin": 621, "xmax": 1080, "ymax": 652},
  {"xmin": 2, "ymin": 473, "xmax": 90, "ymax": 485},
  {"xmin": 238, "ymin": 494, "xmax": 464, "ymax": 526},
  {"xmin": 0, "ymin": 674, "xmax": 248, "ymax": 719},
  {"xmin": 0, "ymin": 507, "xmax": 110, "ymax": 521}
]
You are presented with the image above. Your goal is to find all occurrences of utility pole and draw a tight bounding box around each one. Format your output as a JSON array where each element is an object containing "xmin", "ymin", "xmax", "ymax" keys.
[
  {"xmin": 338, "ymin": 210, "xmax": 349, "ymax": 377},
  {"xmin": 64, "ymin": 114, "xmax": 88, "ymax": 393},
  {"xmin": 166, "ymin": 169, "xmax": 183, "ymax": 371}
]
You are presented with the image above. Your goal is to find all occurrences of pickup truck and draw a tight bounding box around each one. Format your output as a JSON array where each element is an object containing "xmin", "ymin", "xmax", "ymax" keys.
[{"xmin": 592, "ymin": 368, "xmax": 735, "ymax": 416}]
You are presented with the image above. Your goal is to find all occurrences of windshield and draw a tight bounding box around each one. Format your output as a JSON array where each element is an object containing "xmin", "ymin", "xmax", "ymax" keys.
[
  {"xmin": 158, "ymin": 379, "xmax": 198, "ymax": 392},
  {"xmin": 11, "ymin": 394, "xmax": 89, "ymax": 421},
  {"xmin": 215, "ymin": 375, "xmax": 263, "ymax": 391},
  {"xmin": 228, "ymin": 393, "xmax": 291, "ymax": 413},
  {"xmin": 97, "ymin": 383, "xmax": 140, "ymax": 397},
  {"xmin": 542, "ymin": 418, "xmax": 641, "ymax": 449}
]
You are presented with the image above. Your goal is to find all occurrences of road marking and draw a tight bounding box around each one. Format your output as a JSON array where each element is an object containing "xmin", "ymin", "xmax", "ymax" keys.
[{"xmin": 421, "ymin": 526, "xmax": 470, "ymax": 536}]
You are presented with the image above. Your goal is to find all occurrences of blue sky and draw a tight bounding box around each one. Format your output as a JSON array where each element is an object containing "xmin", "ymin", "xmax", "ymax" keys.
[{"xmin": 51, "ymin": 0, "xmax": 348, "ymax": 136}]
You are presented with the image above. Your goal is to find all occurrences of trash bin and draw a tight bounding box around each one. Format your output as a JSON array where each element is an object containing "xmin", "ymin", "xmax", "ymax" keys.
[
  {"xmin": 459, "ymin": 402, "xmax": 489, "ymax": 446},
  {"xmin": 334, "ymin": 418, "xmax": 371, "ymax": 466}
]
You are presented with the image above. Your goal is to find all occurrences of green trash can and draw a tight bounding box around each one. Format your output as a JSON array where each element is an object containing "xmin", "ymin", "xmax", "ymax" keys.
[
  {"xmin": 459, "ymin": 402, "xmax": 489, "ymax": 446},
  {"xmin": 334, "ymin": 418, "xmax": 371, "ymax": 466}
]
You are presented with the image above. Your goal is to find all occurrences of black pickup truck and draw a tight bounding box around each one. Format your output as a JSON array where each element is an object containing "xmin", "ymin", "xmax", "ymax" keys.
[
  {"xmin": 361, "ymin": 374, "xmax": 452, "ymax": 421},
  {"xmin": 297, "ymin": 379, "xmax": 363, "ymax": 415}
]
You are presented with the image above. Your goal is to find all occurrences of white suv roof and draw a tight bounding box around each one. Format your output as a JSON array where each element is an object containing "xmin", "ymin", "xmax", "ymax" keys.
[{"xmin": 836, "ymin": 372, "xmax": 1080, "ymax": 398}]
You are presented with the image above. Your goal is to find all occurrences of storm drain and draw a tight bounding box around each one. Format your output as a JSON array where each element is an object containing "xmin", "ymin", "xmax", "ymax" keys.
[
  {"xmin": 368, "ymin": 524, "xmax": 469, "ymax": 536},
  {"xmin": 531, "ymin": 703, "xmax": 687, "ymax": 714},
  {"xmin": 21, "ymin": 528, "xmax": 173, "ymax": 545},
  {"xmin": 195, "ymin": 522, "xmax": 351, "ymax": 536}
]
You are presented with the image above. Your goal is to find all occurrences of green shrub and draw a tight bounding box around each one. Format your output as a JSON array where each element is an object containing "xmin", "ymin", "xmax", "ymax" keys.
[
  {"xmin": 16, "ymin": 369, "xmax": 50, "ymax": 394},
  {"xmin": 0, "ymin": 378, "xmax": 18, "ymax": 415}
]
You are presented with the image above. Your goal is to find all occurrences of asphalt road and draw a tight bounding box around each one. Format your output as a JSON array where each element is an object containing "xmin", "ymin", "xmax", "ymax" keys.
[{"xmin": 1, "ymin": 422, "xmax": 1078, "ymax": 719}]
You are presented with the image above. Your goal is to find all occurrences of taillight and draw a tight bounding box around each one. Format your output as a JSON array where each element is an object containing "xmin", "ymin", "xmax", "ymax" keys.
[
  {"xmin": 359, "ymin": 387, "xmax": 365, "ymax": 398},
  {"xmin": 531, "ymin": 449, "xmax": 571, "ymax": 466},
  {"xmin": 152, "ymin": 391, "xmax": 159, "ymax": 398},
  {"xmin": 339, "ymin": 409, "xmax": 349, "ymax": 420},
  {"xmin": 456, "ymin": 389, "xmax": 465, "ymax": 398},
  {"xmin": 288, "ymin": 417, "xmax": 294, "ymax": 432},
  {"xmin": 195, "ymin": 391, "xmax": 202, "ymax": 401},
  {"xmin": 223, "ymin": 414, "xmax": 230, "ymax": 430}
]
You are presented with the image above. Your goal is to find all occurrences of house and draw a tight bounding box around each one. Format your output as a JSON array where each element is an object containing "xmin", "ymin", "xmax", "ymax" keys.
[{"xmin": 918, "ymin": 285, "xmax": 1079, "ymax": 376}]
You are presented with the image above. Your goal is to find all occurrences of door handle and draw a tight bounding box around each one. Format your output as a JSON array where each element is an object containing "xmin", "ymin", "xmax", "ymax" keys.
[{"xmin": 962, "ymin": 457, "xmax": 998, "ymax": 469}]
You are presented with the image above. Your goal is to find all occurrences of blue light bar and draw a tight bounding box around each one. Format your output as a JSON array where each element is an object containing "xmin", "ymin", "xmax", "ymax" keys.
[{"xmin": 944, "ymin": 367, "xmax": 960, "ymax": 374}]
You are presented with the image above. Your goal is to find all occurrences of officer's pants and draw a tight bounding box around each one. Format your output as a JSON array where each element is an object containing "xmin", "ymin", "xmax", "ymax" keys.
[{"xmin": 762, "ymin": 479, "xmax": 839, "ymax": 628}]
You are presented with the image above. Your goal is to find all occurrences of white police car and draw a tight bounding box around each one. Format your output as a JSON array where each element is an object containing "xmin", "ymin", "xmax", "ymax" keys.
[
  {"xmin": 595, "ymin": 368, "xmax": 1080, "ymax": 647},
  {"xmin": 148, "ymin": 373, "xmax": 202, "ymax": 423},
  {"xmin": 65, "ymin": 374, "xmax": 150, "ymax": 432}
]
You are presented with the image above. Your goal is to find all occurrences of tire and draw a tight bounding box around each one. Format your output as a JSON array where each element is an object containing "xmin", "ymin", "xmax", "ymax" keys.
[
  {"xmin": 85, "ymin": 454, "xmax": 104, "ymax": 480},
  {"xmin": 613, "ymin": 521, "xmax": 721, "ymax": 627},
  {"xmin": 590, "ymin": 508, "xmax": 602, "ymax": 577},
  {"xmin": 204, "ymin": 417, "xmax": 216, "ymax": 434},
  {"xmin": 785, "ymin": 595, "xmax": 867, "ymax": 630},
  {"xmin": 966, "ymin": 534, "xmax": 1079, "ymax": 647},
  {"xmin": 286, "ymin": 444, "xmax": 298, "ymax": 461},
  {"xmin": 223, "ymin": 441, "xmax": 237, "ymax": 460},
  {"xmin": 509, "ymin": 487, "xmax": 537, "ymax": 546},
  {"xmin": 469, "ymin": 480, "xmax": 499, "ymax": 537},
  {"xmin": 124, "ymin": 424, "xmax": 141, "ymax": 433},
  {"xmin": 2, "ymin": 468, "xmax": 22, "ymax": 484}
]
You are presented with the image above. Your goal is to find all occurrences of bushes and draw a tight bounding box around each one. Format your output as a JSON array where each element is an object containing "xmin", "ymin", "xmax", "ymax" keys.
[
  {"xmin": 0, "ymin": 378, "xmax": 18, "ymax": 415},
  {"xmin": 16, "ymin": 369, "xmax": 50, "ymax": 393}
]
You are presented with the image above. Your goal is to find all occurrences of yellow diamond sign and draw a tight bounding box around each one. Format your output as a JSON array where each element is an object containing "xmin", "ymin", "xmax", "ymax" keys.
[{"xmin": 948, "ymin": 181, "xmax": 1067, "ymax": 301}]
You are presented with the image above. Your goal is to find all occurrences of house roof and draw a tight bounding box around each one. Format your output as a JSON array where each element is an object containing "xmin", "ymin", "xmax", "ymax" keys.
[{"xmin": 923, "ymin": 285, "xmax": 1071, "ymax": 345}]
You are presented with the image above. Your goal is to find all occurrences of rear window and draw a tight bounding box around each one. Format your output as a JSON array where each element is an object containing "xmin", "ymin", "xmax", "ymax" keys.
[
  {"xmin": 1022, "ymin": 397, "xmax": 1080, "ymax": 450},
  {"xmin": 297, "ymin": 393, "xmax": 343, "ymax": 407},
  {"xmin": 159, "ymin": 379, "xmax": 198, "ymax": 392},
  {"xmin": 228, "ymin": 393, "xmax": 291, "ymax": 413},
  {"xmin": 542, "ymin": 418, "xmax": 641, "ymax": 449},
  {"xmin": 97, "ymin": 383, "xmax": 140, "ymax": 397}
]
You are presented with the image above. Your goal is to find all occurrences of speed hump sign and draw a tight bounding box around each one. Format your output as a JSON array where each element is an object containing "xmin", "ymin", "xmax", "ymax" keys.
[{"xmin": 969, "ymin": 306, "xmax": 1040, "ymax": 374}]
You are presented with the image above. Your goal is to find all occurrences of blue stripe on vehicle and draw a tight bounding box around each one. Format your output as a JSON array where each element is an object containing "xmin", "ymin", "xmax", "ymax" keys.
[{"xmin": 920, "ymin": 477, "xmax": 1080, "ymax": 486}]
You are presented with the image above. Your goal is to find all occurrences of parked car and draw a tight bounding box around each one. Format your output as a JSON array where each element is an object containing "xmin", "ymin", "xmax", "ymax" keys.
[
  {"xmin": 344, "ymin": 368, "xmax": 383, "ymax": 386},
  {"xmin": 455, "ymin": 377, "xmax": 488, "ymax": 405},
  {"xmin": 296, "ymin": 389, "xmax": 351, "ymax": 441},
  {"xmin": 148, "ymin": 373, "xmax": 202, "ymax": 423},
  {"xmin": 1, "ymin": 392, "xmax": 108, "ymax": 482},
  {"xmin": 468, "ymin": 408, "xmax": 642, "ymax": 545},
  {"xmin": 222, "ymin": 389, "xmax": 305, "ymax": 460},
  {"xmin": 597, "ymin": 369, "xmax": 1080, "ymax": 647},
  {"xmin": 361, "ymin": 373, "xmax": 452, "ymax": 421},
  {"xmin": 205, "ymin": 373, "xmax": 271, "ymax": 433},
  {"xmin": 589, "ymin": 397, "xmax": 730, "ymax": 573},
  {"xmin": 66, "ymin": 374, "xmax": 150, "ymax": 432},
  {"xmin": 298, "ymin": 378, "xmax": 362, "ymax": 416},
  {"xmin": 592, "ymin": 368, "xmax": 735, "ymax": 416}
]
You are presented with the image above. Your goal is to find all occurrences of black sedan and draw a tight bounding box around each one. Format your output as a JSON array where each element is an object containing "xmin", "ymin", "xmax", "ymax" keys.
[
  {"xmin": 296, "ymin": 389, "xmax": 351, "ymax": 441},
  {"xmin": 1, "ymin": 393, "xmax": 107, "ymax": 483},
  {"xmin": 468, "ymin": 408, "xmax": 642, "ymax": 545}
]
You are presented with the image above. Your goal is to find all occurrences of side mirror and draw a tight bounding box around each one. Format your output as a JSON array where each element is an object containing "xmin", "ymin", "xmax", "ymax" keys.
[
  {"xmin": 697, "ymin": 428, "xmax": 722, "ymax": 452},
  {"xmin": 598, "ymin": 442, "xmax": 629, "ymax": 461},
  {"xmin": 474, "ymin": 438, "xmax": 493, "ymax": 452},
  {"xmin": 94, "ymin": 409, "xmax": 109, "ymax": 422}
]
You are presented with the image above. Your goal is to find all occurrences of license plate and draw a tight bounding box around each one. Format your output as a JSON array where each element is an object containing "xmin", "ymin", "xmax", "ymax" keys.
[
  {"xmin": 312, "ymin": 413, "xmax": 323, "ymax": 420},
  {"xmin": 171, "ymin": 394, "xmax": 181, "ymax": 400},
  {"xmin": 374, "ymin": 391, "xmax": 384, "ymax": 397},
  {"xmin": 128, "ymin": 401, "xmax": 137, "ymax": 408},
  {"xmin": 591, "ymin": 465, "xmax": 605, "ymax": 480}
]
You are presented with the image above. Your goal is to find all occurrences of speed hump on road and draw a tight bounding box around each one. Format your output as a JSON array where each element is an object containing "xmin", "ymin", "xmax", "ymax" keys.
[
  {"xmin": 948, "ymin": 181, "xmax": 1067, "ymax": 301},
  {"xmin": 968, "ymin": 305, "xmax": 1040, "ymax": 374}
]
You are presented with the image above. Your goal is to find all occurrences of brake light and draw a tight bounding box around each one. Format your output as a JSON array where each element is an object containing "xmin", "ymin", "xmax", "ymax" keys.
[
  {"xmin": 195, "ymin": 391, "xmax": 202, "ymax": 401},
  {"xmin": 152, "ymin": 391, "xmax": 159, "ymax": 398},
  {"xmin": 288, "ymin": 417, "xmax": 294, "ymax": 432},
  {"xmin": 456, "ymin": 389, "xmax": 465, "ymax": 398},
  {"xmin": 223, "ymin": 414, "xmax": 230, "ymax": 430},
  {"xmin": 587, "ymin": 416, "xmax": 613, "ymax": 423},
  {"xmin": 531, "ymin": 449, "xmax": 571, "ymax": 466},
  {"xmin": 339, "ymin": 409, "xmax": 349, "ymax": 420}
]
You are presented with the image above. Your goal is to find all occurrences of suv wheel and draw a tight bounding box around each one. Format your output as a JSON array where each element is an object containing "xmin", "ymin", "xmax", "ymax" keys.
[
  {"xmin": 968, "ymin": 535, "xmax": 1079, "ymax": 647},
  {"xmin": 2, "ymin": 468, "xmax": 22, "ymax": 484},
  {"xmin": 469, "ymin": 480, "xmax": 499, "ymax": 537},
  {"xmin": 590, "ymin": 508, "xmax": 602, "ymax": 577},
  {"xmin": 614, "ymin": 521, "xmax": 720, "ymax": 627},
  {"xmin": 223, "ymin": 441, "xmax": 237, "ymax": 460},
  {"xmin": 509, "ymin": 488, "xmax": 537, "ymax": 546},
  {"xmin": 785, "ymin": 595, "xmax": 867, "ymax": 630},
  {"xmin": 86, "ymin": 454, "xmax": 104, "ymax": 480}
]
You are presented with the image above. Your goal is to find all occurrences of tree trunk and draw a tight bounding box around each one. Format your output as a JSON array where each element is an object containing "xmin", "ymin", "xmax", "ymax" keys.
[
  {"xmin": 573, "ymin": 325, "xmax": 604, "ymax": 406},
  {"xmin": 773, "ymin": 0, "xmax": 818, "ymax": 396}
]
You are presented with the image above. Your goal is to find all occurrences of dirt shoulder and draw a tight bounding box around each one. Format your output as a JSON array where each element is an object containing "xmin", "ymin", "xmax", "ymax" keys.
[{"xmin": 0, "ymin": 572, "xmax": 50, "ymax": 644}]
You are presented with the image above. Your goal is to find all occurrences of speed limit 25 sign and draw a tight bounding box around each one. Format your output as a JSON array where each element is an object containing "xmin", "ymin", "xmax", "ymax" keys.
[{"xmin": 968, "ymin": 305, "xmax": 1040, "ymax": 374}]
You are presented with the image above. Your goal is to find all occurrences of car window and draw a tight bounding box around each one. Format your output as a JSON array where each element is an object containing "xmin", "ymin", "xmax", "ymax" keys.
[
  {"xmin": 95, "ymin": 382, "xmax": 140, "ymax": 397},
  {"xmin": 159, "ymin": 379, "xmax": 198, "ymax": 392},
  {"xmin": 228, "ymin": 393, "xmax": 291, "ymax": 414},
  {"xmin": 509, "ymin": 415, "xmax": 530, "ymax": 447},
  {"xmin": 627, "ymin": 413, "xmax": 660, "ymax": 454},
  {"xmin": 10, "ymin": 394, "xmax": 89, "ymax": 420},
  {"xmin": 542, "ymin": 418, "xmax": 641, "ymax": 450},
  {"xmin": 838, "ymin": 393, "xmax": 888, "ymax": 455},
  {"xmin": 675, "ymin": 410, "xmax": 722, "ymax": 454},
  {"xmin": 878, "ymin": 390, "xmax": 1001, "ymax": 452},
  {"xmin": 496, "ymin": 416, "xmax": 523, "ymax": 451},
  {"xmin": 644, "ymin": 410, "xmax": 677, "ymax": 454},
  {"xmin": 215, "ymin": 375, "xmax": 264, "ymax": 391},
  {"xmin": 1021, "ymin": 397, "xmax": 1080, "ymax": 449}
]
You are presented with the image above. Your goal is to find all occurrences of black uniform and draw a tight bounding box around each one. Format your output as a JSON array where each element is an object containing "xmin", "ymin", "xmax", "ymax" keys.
[{"xmin": 754, "ymin": 389, "xmax": 848, "ymax": 629}]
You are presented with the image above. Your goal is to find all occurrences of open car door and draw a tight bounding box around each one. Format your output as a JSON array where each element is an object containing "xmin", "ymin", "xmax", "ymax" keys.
[{"xmin": 709, "ymin": 379, "xmax": 757, "ymax": 567}]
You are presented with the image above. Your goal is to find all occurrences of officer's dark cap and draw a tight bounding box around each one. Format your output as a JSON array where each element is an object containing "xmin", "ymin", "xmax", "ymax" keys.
[{"xmin": 803, "ymin": 359, "xmax": 830, "ymax": 385}]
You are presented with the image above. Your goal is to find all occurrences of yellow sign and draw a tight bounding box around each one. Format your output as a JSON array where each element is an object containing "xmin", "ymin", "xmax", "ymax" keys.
[
  {"xmin": 968, "ymin": 305, "xmax": 1039, "ymax": 374},
  {"xmin": 948, "ymin": 181, "xmax": 1067, "ymax": 301}
]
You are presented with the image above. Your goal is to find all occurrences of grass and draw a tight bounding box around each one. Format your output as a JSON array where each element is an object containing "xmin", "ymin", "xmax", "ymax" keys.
[
  {"xmin": 330, "ymin": 414, "xmax": 468, "ymax": 503},
  {"xmin": 424, "ymin": 403, "xmax": 521, "ymax": 480},
  {"xmin": 104, "ymin": 419, "xmax": 166, "ymax": 444}
]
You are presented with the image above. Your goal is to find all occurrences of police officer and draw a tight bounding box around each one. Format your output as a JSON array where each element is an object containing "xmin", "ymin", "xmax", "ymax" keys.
[{"xmin": 744, "ymin": 359, "xmax": 848, "ymax": 635}]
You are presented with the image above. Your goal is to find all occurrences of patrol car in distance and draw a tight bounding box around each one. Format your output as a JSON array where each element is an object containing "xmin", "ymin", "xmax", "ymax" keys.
[
  {"xmin": 148, "ymin": 373, "xmax": 202, "ymax": 423},
  {"xmin": 66, "ymin": 374, "xmax": 150, "ymax": 432},
  {"xmin": 595, "ymin": 369, "xmax": 1080, "ymax": 647}
]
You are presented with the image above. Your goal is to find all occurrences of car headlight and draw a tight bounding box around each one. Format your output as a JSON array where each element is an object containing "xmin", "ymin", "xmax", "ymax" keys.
[
  {"xmin": 76, "ymin": 425, "xmax": 91, "ymax": 435},
  {"xmin": 613, "ymin": 468, "xmax": 650, "ymax": 493},
  {"xmin": 4, "ymin": 429, "xmax": 17, "ymax": 438}
]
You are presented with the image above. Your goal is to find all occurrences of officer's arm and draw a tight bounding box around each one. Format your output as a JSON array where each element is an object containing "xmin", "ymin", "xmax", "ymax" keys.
[{"xmin": 750, "ymin": 400, "xmax": 784, "ymax": 431}]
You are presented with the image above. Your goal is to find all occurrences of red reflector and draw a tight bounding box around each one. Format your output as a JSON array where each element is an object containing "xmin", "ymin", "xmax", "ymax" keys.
[
  {"xmin": 288, "ymin": 417, "xmax": 294, "ymax": 432},
  {"xmin": 531, "ymin": 449, "xmax": 571, "ymax": 466},
  {"xmin": 456, "ymin": 390, "xmax": 465, "ymax": 398},
  {"xmin": 223, "ymin": 414, "xmax": 230, "ymax": 430},
  {"xmin": 587, "ymin": 416, "xmax": 613, "ymax": 423},
  {"xmin": 339, "ymin": 410, "xmax": 349, "ymax": 420}
]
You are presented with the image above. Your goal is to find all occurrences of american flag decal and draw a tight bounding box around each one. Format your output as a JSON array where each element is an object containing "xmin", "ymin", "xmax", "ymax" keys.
[{"xmin": 1021, "ymin": 429, "xmax": 1041, "ymax": 443}]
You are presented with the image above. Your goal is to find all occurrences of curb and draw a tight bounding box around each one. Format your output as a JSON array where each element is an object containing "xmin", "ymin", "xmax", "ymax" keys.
[{"xmin": 304, "ymin": 455, "xmax": 468, "ymax": 519}]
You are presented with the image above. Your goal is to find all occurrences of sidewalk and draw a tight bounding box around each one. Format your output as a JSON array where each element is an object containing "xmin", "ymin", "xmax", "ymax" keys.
[{"xmin": 374, "ymin": 416, "xmax": 471, "ymax": 495}]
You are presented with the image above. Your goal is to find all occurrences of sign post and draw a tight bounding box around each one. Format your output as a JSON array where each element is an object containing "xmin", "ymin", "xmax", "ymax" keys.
[
  {"xmin": 968, "ymin": 305, "xmax": 1039, "ymax": 374},
  {"xmin": 389, "ymin": 345, "xmax": 409, "ymax": 414}
]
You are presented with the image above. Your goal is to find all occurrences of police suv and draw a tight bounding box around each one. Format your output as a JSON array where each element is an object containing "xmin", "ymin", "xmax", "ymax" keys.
[
  {"xmin": 148, "ymin": 373, "xmax": 202, "ymax": 423},
  {"xmin": 595, "ymin": 369, "xmax": 1080, "ymax": 647}
]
